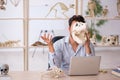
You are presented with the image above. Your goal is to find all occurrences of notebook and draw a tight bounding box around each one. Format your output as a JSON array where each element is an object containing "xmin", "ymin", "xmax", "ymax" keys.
[{"xmin": 68, "ymin": 56, "xmax": 101, "ymax": 76}]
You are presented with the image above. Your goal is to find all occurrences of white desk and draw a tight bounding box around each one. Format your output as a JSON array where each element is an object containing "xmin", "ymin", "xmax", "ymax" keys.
[{"xmin": 0, "ymin": 70, "xmax": 120, "ymax": 80}]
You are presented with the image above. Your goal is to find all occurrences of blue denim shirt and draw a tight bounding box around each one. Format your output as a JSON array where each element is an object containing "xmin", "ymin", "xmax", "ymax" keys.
[{"xmin": 49, "ymin": 36, "xmax": 95, "ymax": 71}]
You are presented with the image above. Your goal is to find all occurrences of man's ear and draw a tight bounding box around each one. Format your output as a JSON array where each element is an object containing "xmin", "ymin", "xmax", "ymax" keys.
[{"xmin": 68, "ymin": 26, "xmax": 71, "ymax": 32}]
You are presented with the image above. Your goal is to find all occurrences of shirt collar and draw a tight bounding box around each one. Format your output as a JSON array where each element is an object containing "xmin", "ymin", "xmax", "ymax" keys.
[{"xmin": 64, "ymin": 35, "xmax": 70, "ymax": 43}]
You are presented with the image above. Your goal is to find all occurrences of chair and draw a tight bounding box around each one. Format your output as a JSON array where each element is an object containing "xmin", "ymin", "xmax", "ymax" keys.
[
  {"xmin": 48, "ymin": 36, "xmax": 65, "ymax": 69},
  {"xmin": 52, "ymin": 36, "xmax": 65, "ymax": 43}
]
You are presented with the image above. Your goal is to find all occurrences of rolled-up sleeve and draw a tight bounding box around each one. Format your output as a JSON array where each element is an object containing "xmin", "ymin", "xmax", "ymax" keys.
[
  {"xmin": 49, "ymin": 41, "xmax": 63, "ymax": 68},
  {"xmin": 49, "ymin": 52, "xmax": 55, "ymax": 67},
  {"xmin": 86, "ymin": 43, "xmax": 95, "ymax": 56}
]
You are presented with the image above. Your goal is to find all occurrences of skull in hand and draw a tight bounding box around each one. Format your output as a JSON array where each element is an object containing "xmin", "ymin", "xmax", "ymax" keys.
[{"xmin": 72, "ymin": 22, "xmax": 88, "ymax": 44}]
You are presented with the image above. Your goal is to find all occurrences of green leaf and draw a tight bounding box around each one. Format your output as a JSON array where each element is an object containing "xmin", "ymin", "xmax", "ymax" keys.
[
  {"xmin": 96, "ymin": 33, "xmax": 102, "ymax": 41},
  {"xmin": 86, "ymin": 11, "xmax": 89, "ymax": 15},
  {"xmin": 96, "ymin": 20, "xmax": 107, "ymax": 27},
  {"xmin": 88, "ymin": 27, "xmax": 99, "ymax": 38}
]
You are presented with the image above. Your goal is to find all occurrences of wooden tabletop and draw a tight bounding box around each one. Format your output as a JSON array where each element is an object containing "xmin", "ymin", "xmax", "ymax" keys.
[{"xmin": 0, "ymin": 70, "xmax": 120, "ymax": 80}]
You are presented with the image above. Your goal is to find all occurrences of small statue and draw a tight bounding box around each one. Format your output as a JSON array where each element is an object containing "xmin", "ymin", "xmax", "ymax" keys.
[
  {"xmin": 88, "ymin": 0, "xmax": 97, "ymax": 17},
  {"xmin": 10, "ymin": 0, "xmax": 20, "ymax": 7},
  {"xmin": 102, "ymin": 5, "xmax": 108, "ymax": 17},
  {"xmin": 0, "ymin": 0, "xmax": 6, "ymax": 10},
  {"xmin": 45, "ymin": 2, "xmax": 74, "ymax": 18},
  {"xmin": 117, "ymin": 0, "xmax": 120, "ymax": 17},
  {"xmin": 0, "ymin": 40, "xmax": 21, "ymax": 47},
  {"xmin": 41, "ymin": 66, "xmax": 65, "ymax": 79}
]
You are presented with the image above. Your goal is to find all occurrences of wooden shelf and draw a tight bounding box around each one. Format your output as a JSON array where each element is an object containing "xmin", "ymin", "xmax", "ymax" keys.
[
  {"xmin": 29, "ymin": 45, "xmax": 48, "ymax": 48},
  {"xmin": 0, "ymin": 18, "xmax": 23, "ymax": 20},
  {"xmin": 29, "ymin": 18, "xmax": 69, "ymax": 20},
  {"xmin": 94, "ymin": 45, "xmax": 120, "ymax": 47},
  {"xmin": 0, "ymin": 46, "xmax": 25, "ymax": 49},
  {"xmin": 85, "ymin": 16, "xmax": 120, "ymax": 20}
]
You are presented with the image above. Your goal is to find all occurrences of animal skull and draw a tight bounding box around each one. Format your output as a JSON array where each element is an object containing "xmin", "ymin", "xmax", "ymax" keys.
[
  {"xmin": 41, "ymin": 66, "xmax": 65, "ymax": 79},
  {"xmin": 106, "ymin": 35, "xmax": 119, "ymax": 46},
  {"xmin": 101, "ymin": 35, "xmax": 119, "ymax": 46},
  {"xmin": 72, "ymin": 22, "xmax": 88, "ymax": 44},
  {"xmin": 0, "ymin": 64, "xmax": 9, "ymax": 75}
]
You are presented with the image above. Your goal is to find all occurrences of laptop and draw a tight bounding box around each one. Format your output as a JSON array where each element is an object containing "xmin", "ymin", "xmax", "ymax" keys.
[{"xmin": 68, "ymin": 56, "xmax": 101, "ymax": 76}]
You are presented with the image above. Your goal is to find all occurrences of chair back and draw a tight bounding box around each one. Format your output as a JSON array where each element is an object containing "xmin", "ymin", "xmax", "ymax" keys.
[{"xmin": 52, "ymin": 36, "xmax": 64, "ymax": 43}]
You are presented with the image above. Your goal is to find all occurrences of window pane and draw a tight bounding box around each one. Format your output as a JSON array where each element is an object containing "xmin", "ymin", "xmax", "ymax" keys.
[
  {"xmin": 0, "ymin": 20, "xmax": 23, "ymax": 46},
  {"xmin": 29, "ymin": 20, "xmax": 69, "ymax": 46},
  {"xmin": 0, "ymin": 49, "xmax": 24, "ymax": 71},
  {"xmin": 28, "ymin": 48, "xmax": 48, "ymax": 71},
  {"xmin": 29, "ymin": 0, "xmax": 76, "ymax": 18},
  {"xmin": 0, "ymin": 0, "xmax": 23, "ymax": 18},
  {"xmin": 82, "ymin": 0, "xmax": 118, "ymax": 17}
]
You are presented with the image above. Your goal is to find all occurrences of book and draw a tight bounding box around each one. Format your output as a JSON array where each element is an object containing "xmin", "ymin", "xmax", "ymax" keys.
[{"xmin": 111, "ymin": 69, "xmax": 120, "ymax": 77}]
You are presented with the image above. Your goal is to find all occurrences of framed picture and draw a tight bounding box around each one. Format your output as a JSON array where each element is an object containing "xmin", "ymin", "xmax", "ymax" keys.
[{"xmin": 0, "ymin": 0, "xmax": 23, "ymax": 18}]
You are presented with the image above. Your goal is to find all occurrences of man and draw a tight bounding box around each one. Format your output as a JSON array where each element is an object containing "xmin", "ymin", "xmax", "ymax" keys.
[{"xmin": 41, "ymin": 15, "xmax": 95, "ymax": 71}]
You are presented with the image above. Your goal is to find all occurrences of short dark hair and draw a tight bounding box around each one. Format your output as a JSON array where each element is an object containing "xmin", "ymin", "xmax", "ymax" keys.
[{"xmin": 68, "ymin": 15, "xmax": 85, "ymax": 26}]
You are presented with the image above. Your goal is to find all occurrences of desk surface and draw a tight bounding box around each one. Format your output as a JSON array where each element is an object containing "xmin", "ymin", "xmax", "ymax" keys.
[{"xmin": 0, "ymin": 70, "xmax": 120, "ymax": 80}]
